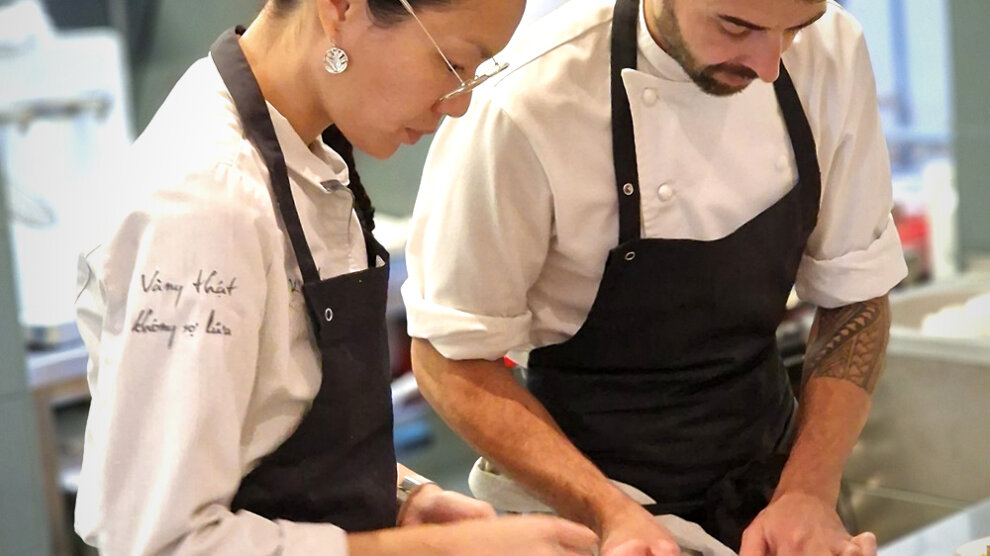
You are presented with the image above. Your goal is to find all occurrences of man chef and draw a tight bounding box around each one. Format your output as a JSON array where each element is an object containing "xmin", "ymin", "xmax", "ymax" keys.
[{"xmin": 401, "ymin": 0, "xmax": 906, "ymax": 554}]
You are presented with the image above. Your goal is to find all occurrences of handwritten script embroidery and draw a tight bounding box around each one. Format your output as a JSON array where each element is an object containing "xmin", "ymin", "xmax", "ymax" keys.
[
  {"xmin": 193, "ymin": 270, "xmax": 237, "ymax": 297},
  {"xmin": 131, "ymin": 309, "xmax": 179, "ymax": 348},
  {"xmin": 141, "ymin": 271, "xmax": 185, "ymax": 307},
  {"xmin": 130, "ymin": 269, "xmax": 240, "ymax": 349}
]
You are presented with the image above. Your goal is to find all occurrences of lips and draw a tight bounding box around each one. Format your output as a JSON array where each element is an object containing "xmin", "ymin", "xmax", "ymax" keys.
[{"xmin": 717, "ymin": 72, "xmax": 753, "ymax": 88}]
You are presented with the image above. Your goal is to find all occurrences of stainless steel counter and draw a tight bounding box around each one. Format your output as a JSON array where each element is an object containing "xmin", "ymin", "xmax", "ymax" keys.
[{"xmin": 879, "ymin": 498, "xmax": 990, "ymax": 556}]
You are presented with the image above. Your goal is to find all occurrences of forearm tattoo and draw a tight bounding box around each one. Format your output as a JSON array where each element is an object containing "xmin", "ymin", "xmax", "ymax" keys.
[{"xmin": 802, "ymin": 295, "xmax": 891, "ymax": 394}]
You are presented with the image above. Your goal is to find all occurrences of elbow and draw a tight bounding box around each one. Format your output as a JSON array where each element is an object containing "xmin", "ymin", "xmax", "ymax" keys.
[{"xmin": 410, "ymin": 337, "xmax": 446, "ymax": 401}]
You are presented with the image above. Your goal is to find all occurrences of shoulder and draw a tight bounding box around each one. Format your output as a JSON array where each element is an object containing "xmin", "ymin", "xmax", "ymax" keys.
[
  {"xmin": 781, "ymin": 1, "xmax": 881, "ymax": 147},
  {"xmin": 96, "ymin": 58, "xmax": 281, "ymax": 277},
  {"xmin": 447, "ymin": 0, "xmax": 613, "ymax": 150},
  {"xmin": 501, "ymin": 0, "xmax": 614, "ymax": 65},
  {"xmin": 783, "ymin": 1, "xmax": 873, "ymax": 93},
  {"xmin": 486, "ymin": 0, "xmax": 613, "ymax": 110},
  {"xmin": 113, "ymin": 57, "xmax": 275, "ymax": 232},
  {"xmin": 134, "ymin": 57, "xmax": 265, "ymax": 179}
]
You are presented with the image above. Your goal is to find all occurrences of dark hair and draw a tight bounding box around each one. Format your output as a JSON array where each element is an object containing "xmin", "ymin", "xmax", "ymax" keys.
[
  {"xmin": 270, "ymin": 0, "xmax": 454, "ymax": 232},
  {"xmin": 269, "ymin": 0, "xmax": 453, "ymax": 26},
  {"xmin": 322, "ymin": 126, "xmax": 376, "ymax": 232}
]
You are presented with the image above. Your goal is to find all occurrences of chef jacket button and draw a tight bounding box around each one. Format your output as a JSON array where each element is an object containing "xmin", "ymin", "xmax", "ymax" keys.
[
  {"xmin": 776, "ymin": 155, "xmax": 790, "ymax": 171},
  {"xmin": 623, "ymin": 182, "xmax": 635, "ymax": 196},
  {"xmin": 325, "ymin": 308, "xmax": 334, "ymax": 322},
  {"xmin": 657, "ymin": 184, "xmax": 675, "ymax": 202},
  {"xmin": 624, "ymin": 251, "xmax": 636, "ymax": 261},
  {"xmin": 642, "ymin": 88, "xmax": 658, "ymax": 106}
]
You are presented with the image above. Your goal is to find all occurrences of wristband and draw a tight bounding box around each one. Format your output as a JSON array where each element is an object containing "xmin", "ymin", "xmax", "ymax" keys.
[{"xmin": 396, "ymin": 474, "xmax": 433, "ymax": 508}]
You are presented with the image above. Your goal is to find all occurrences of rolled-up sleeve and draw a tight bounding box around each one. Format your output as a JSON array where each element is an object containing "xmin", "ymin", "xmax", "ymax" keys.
[
  {"xmin": 795, "ymin": 22, "xmax": 907, "ymax": 308},
  {"xmin": 796, "ymin": 219, "xmax": 906, "ymax": 308},
  {"xmin": 402, "ymin": 99, "xmax": 553, "ymax": 361}
]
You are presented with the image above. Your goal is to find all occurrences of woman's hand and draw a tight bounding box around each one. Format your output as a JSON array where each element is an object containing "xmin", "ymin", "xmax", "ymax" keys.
[
  {"xmin": 349, "ymin": 514, "xmax": 600, "ymax": 556},
  {"xmin": 398, "ymin": 483, "xmax": 497, "ymax": 525},
  {"xmin": 450, "ymin": 515, "xmax": 600, "ymax": 556}
]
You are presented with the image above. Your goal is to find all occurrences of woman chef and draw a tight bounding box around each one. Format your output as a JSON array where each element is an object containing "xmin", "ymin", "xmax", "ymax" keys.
[{"xmin": 73, "ymin": 0, "xmax": 598, "ymax": 554}]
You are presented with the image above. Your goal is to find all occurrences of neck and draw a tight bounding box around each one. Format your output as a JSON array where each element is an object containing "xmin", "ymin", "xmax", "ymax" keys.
[{"xmin": 239, "ymin": 6, "xmax": 332, "ymax": 143}]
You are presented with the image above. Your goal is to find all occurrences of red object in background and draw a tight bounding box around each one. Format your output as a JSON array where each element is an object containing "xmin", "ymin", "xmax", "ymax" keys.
[
  {"xmin": 896, "ymin": 212, "xmax": 929, "ymax": 251},
  {"xmin": 892, "ymin": 205, "xmax": 930, "ymax": 284}
]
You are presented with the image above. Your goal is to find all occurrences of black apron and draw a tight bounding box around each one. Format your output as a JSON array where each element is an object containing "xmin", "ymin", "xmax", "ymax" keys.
[
  {"xmin": 526, "ymin": 0, "xmax": 821, "ymax": 549},
  {"xmin": 211, "ymin": 27, "xmax": 398, "ymax": 532}
]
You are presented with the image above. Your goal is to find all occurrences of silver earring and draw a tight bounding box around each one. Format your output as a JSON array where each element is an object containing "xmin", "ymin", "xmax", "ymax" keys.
[{"xmin": 324, "ymin": 43, "xmax": 349, "ymax": 74}]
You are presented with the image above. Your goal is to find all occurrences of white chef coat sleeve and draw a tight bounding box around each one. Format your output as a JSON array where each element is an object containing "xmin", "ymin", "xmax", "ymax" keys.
[
  {"xmin": 402, "ymin": 99, "xmax": 553, "ymax": 361},
  {"xmin": 794, "ymin": 24, "xmax": 908, "ymax": 309},
  {"xmin": 78, "ymin": 162, "xmax": 347, "ymax": 556}
]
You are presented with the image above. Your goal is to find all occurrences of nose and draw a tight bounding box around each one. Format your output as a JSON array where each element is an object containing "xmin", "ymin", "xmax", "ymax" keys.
[
  {"xmin": 746, "ymin": 32, "xmax": 787, "ymax": 83},
  {"xmin": 435, "ymin": 90, "xmax": 472, "ymax": 118}
]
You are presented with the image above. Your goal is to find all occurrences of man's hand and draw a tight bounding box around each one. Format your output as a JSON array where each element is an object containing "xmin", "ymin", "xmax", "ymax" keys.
[
  {"xmin": 739, "ymin": 491, "xmax": 877, "ymax": 556},
  {"xmin": 398, "ymin": 483, "xmax": 497, "ymax": 526},
  {"xmin": 599, "ymin": 503, "xmax": 681, "ymax": 556}
]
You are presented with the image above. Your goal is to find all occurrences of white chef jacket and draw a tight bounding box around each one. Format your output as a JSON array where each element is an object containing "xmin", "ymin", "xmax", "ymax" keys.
[
  {"xmin": 74, "ymin": 55, "xmax": 367, "ymax": 555},
  {"xmin": 402, "ymin": 0, "xmax": 908, "ymax": 364}
]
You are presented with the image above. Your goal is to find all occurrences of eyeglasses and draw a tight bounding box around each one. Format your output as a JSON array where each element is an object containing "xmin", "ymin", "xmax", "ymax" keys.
[{"xmin": 397, "ymin": 0, "xmax": 509, "ymax": 101}]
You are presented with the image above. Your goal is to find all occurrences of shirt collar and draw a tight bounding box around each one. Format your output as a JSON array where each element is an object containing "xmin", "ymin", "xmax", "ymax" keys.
[
  {"xmin": 636, "ymin": 1, "xmax": 693, "ymax": 83},
  {"xmin": 267, "ymin": 102, "xmax": 351, "ymax": 190}
]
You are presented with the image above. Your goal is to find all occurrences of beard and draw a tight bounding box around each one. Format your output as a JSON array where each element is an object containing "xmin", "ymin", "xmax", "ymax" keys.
[{"xmin": 655, "ymin": 0, "xmax": 758, "ymax": 97}]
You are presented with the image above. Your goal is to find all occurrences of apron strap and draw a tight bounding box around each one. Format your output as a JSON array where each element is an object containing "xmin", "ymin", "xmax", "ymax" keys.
[
  {"xmin": 772, "ymin": 64, "xmax": 822, "ymax": 207},
  {"xmin": 210, "ymin": 26, "xmax": 322, "ymax": 286},
  {"xmin": 611, "ymin": 0, "xmax": 643, "ymax": 245}
]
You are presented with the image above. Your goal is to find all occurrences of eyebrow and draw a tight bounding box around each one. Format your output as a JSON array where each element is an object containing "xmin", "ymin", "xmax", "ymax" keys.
[{"xmin": 717, "ymin": 10, "xmax": 827, "ymax": 32}]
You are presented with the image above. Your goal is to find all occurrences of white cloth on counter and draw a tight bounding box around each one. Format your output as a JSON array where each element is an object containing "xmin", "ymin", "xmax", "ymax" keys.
[
  {"xmin": 402, "ymin": 0, "xmax": 907, "ymax": 364},
  {"xmin": 921, "ymin": 293, "xmax": 990, "ymax": 338},
  {"xmin": 468, "ymin": 458, "xmax": 737, "ymax": 556},
  {"xmin": 74, "ymin": 55, "xmax": 364, "ymax": 555}
]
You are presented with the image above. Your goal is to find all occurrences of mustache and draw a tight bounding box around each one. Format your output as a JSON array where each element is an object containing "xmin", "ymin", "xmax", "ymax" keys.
[{"xmin": 703, "ymin": 63, "xmax": 759, "ymax": 80}]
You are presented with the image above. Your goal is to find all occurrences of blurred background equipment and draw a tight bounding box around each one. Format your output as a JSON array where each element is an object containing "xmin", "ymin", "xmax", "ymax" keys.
[{"xmin": 1, "ymin": 0, "xmax": 132, "ymax": 347}]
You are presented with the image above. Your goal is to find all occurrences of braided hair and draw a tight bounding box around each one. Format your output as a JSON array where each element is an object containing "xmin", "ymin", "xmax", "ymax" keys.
[
  {"xmin": 269, "ymin": 0, "xmax": 453, "ymax": 25},
  {"xmin": 321, "ymin": 126, "xmax": 376, "ymax": 232}
]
